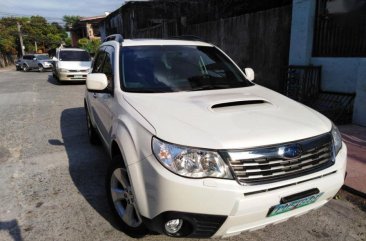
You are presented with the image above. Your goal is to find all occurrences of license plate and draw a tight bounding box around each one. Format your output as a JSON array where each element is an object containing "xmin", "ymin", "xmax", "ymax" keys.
[
  {"xmin": 74, "ymin": 75, "xmax": 83, "ymax": 78},
  {"xmin": 267, "ymin": 192, "xmax": 323, "ymax": 217}
]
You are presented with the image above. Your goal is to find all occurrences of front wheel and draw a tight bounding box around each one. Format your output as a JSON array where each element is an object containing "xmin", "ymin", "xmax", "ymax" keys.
[
  {"xmin": 22, "ymin": 64, "xmax": 29, "ymax": 72},
  {"xmin": 106, "ymin": 156, "xmax": 147, "ymax": 237},
  {"xmin": 38, "ymin": 64, "xmax": 44, "ymax": 72}
]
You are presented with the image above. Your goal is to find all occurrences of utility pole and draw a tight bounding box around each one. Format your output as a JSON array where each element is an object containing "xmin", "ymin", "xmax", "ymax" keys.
[{"xmin": 17, "ymin": 22, "xmax": 25, "ymax": 56}]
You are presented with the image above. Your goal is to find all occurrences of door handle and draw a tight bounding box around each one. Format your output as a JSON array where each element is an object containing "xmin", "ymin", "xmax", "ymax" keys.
[{"xmin": 93, "ymin": 93, "xmax": 97, "ymax": 98}]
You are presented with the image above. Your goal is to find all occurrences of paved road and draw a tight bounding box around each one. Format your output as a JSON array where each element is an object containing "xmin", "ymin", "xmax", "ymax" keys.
[{"xmin": 0, "ymin": 69, "xmax": 365, "ymax": 241}]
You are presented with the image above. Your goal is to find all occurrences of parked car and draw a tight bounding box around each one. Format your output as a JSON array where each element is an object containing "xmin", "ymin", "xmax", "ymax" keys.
[
  {"xmin": 84, "ymin": 35, "xmax": 347, "ymax": 238},
  {"xmin": 53, "ymin": 48, "xmax": 92, "ymax": 82},
  {"xmin": 18, "ymin": 54, "xmax": 53, "ymax": 72},
  {"xmin": 15, "ymin": 59, "xmax": 22, "ymax": 71}
]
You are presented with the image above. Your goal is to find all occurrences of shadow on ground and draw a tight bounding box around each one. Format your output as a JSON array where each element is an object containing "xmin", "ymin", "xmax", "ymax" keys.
[
  {"xmin": 47, "ymin": 75, "xmax": 85, "ymax": 86},
  {"xmin": 0, "ymin": 219, "xmax": 22, "ymax": 241},
  {"xmin": 49, "ymin": 107, "xmax": 120, "ymax": 231}
]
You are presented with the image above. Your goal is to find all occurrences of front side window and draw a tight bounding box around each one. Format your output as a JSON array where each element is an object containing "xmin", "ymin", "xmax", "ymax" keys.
[
  {"xmin": 120, "ymin": 45, "xmax": 253, "ymax": 93},
  {"xmin": 59, "ymin": 51, "xmax": 91, "ymax": 61},
  {"xmin": 35, "ymin": 55, "xmax": 49, "ymax": 60},
  {"xmin": 102, "ymin": 53, "xmax": 114, "ymax": 91}
]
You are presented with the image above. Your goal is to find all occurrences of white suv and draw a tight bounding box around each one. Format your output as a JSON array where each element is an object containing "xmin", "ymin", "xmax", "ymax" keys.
[{"xmin": 84, "ymin": 34, "xmax": 347, "ymax": 238}]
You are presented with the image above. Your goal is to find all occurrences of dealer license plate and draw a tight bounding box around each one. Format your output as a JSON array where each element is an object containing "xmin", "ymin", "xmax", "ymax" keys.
[{"xmin": 267, "ymin": 192, "xmax": 323, "ymax": 217}]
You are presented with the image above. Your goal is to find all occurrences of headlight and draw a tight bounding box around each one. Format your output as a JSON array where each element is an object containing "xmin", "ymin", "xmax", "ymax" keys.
[
  {"xmin": 59, "ymin": 68, "xmax": 69, "ymax": 73},
  {"xmin": 152, "ymin": 137, "xmax": 232, "ymax": 179},
  {"xmin": 331, "ymin": 124, "xmax": 342, "ymax": 155}
]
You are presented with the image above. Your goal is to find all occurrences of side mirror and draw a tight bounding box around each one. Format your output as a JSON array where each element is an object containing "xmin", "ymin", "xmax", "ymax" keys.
[
  {"xmin": 33, "ymin": 57, "xmax": 37, "ymax": 61},
  {"xmin": 244, "ymin": 67, "xmax": 255, "ymax": 81},
  {"xmin": 86, "ymin": 73, "xmax": 108, "ymax": 92},
  {"xmin": 52, "ymin": 56, "xmax": 58, "ymax": 61}
]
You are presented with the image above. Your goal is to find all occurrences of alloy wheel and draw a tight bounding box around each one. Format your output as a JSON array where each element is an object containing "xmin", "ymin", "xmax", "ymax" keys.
[{"xmin": 110, "ymin": 167, "xmax": 142, "ymax": 228}]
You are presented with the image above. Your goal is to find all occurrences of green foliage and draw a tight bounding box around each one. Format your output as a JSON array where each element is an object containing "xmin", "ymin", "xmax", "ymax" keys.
[
  {"xmin": 64, "ymin": 37, "xmax": 72, "ymax": 47},
  {"xmin": 78, "ymin": 38, "xmax": 101, "ymax": 55},
  {"xmin": 63, "ymin": 15, "xmax": 80, "ymax": 30},
  {"xmin": 0, "ymin": 16, "xmax": 68, "ymax": 55}
]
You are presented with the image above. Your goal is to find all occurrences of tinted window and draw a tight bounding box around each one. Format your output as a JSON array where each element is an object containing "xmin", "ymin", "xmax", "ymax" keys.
[
  {"xmin": 102, "ymin": 52, "xmax": 114, "ymax": 91},
  {"xmin": 92, "ymin": 51, "xmax": 106, "ymax": 73},
  {"xmin": 35, "ymin": 55, "xmax": 49, "ymax": 60},
  {"xmin": 120, "ymin": 46, "xmax": 253, "ymax": 93},
  {"xmin": 59, "ymin": 51, "xmax": 91, "ymax": 61}
]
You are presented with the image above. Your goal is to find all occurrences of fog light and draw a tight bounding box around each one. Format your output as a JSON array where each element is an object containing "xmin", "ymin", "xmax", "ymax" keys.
[{"xmin": 165, "ymin": 219, "xmax": 183, "ymax": 234}]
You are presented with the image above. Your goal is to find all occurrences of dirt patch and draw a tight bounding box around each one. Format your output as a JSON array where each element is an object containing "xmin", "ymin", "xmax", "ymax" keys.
[
  {"xmin": 338, "ymin": 189, "xmax": 366, "ymax": 212},
  {"xmin": 0, "ymin": 146, "xmax": 11, "ymax": 163}
]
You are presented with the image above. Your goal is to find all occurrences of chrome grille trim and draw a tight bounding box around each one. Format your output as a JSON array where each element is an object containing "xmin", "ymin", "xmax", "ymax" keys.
[
  {"xmin": 243, "ymin": 171, "xmax": 337, "ymax": 196},
  {"xmin": 225, "ymin": 133, "xmax": 334, "ymax": 185}
]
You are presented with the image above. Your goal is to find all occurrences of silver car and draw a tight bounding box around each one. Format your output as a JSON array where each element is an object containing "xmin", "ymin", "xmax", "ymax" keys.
[{"xmin": 19, "ymin": 54, "xmax": 53, "ymax": 72}]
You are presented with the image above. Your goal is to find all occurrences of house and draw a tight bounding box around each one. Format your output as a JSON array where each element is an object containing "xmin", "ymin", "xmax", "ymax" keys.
[
  {"xmin": 289, "ymin": 0, "xmax": 366, "ymax": 126},
  {"xmin": 70, "ymin": 14, "xmax": 107, "ymax": 47}
]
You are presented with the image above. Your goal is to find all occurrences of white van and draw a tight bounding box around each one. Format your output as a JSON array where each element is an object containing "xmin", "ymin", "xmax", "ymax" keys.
[{"xmin": 53, "ymin": 48, "xmax": 92, "ymax": 82}]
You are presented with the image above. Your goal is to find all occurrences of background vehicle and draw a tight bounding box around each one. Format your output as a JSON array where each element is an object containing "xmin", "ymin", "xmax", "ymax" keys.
[
  {"xmin": 84, "ymin": 35, "xmax": 347, "ymax": 238},
  {"xmin": 18, "ymin": 54, "xmax": 53, "ymax": 72},
  {"xmin": 53, "ymin": 48, "xmax": 92, "ymax": 82}
]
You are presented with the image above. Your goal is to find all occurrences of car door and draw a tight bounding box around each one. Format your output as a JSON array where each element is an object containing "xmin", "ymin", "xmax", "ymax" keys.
[
  {"xmin": 87, "ymin": 48, "xmax": 106, "ymax": 139},
  {"xmin": 92, "ymin": 46, "xmax": 115, "ymax": 144},
  {"xmin": 30, "ymin": 55, "xmax": 37, "ymax": 68}
]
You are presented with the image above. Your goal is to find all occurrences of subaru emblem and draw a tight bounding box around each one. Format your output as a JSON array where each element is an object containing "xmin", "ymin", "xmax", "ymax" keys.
[{"xmin": 281, "ymin": 144, "xmax": 302, "ymax": 159}]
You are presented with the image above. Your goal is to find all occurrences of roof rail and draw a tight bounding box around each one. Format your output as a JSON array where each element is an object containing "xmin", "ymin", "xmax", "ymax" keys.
[
  {"xmin": 169, "ymin": 35, "xmax": 203, "ymax": 41},
  {"xmin": 104, "ymin": 34, "xmax": 124, "ymax": 43}
]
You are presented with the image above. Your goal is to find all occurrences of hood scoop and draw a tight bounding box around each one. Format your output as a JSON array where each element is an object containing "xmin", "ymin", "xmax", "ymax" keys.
[{"xmin": 210, "ymin": 99, "xmax": 271, "ymax": 112}]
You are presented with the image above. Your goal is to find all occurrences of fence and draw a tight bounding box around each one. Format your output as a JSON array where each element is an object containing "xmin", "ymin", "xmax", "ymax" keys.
[
  {"xmin": 284, "ymin": 65, "xmax": 355, "ymax": 124},
  {"xmin": 285, "ymin": 65, "xmax": 321, "ymax": 103},
  {"xmin": 135, "ymin": 20, "xmax": 178, "ymax": 38},
  {"xmin": 313, "ymin": 0, "xmax": 366, "ymax": 57}
]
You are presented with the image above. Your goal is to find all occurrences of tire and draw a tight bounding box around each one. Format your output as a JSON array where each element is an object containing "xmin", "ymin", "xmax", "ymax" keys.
[
  {"xmin": 22, "ymin": 64, "xmax": 29, "ymax": 72},
  {"xmin": 86, "ymin": 108, "xmax": 100, "ymax": 145},
  {"xmin": 38, "ymin": 64, "xmax": 44, "ymax": 72},
  {"xmin": 106, "ymin": 155, "xmax": 147, "ymax": 237}
]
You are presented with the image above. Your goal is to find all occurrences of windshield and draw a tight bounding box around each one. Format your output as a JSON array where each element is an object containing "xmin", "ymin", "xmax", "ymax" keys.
[
  {"xmin": 121, "ymin": 46, "xmax": 253, "ymax": 93},
  {"xmin": 59, "ymin": 50, "xmax": 90, "ymax": 61},
  {"xmin": 36, "ymin": 55, "xmax": 50, "ymax": 60}
]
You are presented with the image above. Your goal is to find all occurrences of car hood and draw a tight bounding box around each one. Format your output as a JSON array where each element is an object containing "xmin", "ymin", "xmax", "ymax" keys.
[
  {"xmin": 57, "ymin": 61, "xmax": 91, "ymax": 70},
  {"xmin": 123, "ymin": 85, "xmax": 331, "ymax": 149}
]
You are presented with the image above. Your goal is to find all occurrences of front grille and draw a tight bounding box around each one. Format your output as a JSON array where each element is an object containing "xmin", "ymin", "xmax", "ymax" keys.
[
  {"xmin": 68, "ymin": 69, "xmax": 88, "ymax": 73},
  {"xmin": 225, "ymin": 133, "xmax": 334, "ymax": 185}
]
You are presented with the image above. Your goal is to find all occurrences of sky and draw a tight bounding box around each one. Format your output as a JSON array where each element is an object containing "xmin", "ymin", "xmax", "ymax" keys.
[{"xmin": 0, "ymin": 0, "xmax": 127, "ymax": 25}]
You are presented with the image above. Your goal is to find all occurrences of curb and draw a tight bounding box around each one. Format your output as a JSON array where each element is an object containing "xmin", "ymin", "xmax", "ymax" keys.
[{"xmin": 341, "ymin": 185, "xmax": 366, "ymax": 199}]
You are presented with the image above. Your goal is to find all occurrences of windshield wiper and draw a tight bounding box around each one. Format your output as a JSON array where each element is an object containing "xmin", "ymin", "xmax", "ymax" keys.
[{"xmin": 190, "ymin": 84, "xmax": 232, "ymax": 91}]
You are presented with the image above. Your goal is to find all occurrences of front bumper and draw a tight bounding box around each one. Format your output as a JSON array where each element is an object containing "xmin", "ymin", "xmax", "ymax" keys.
[
  {"xmin": 58, "ymin": 72, "xmax": 87, "ymax": 81},
  {"xmin": 42, "ymin": 63, "xmax": 53, "ymax": 69},
  {"xmin": 129, "ymin": 144, "xmax": 347, "ymax": 238}
]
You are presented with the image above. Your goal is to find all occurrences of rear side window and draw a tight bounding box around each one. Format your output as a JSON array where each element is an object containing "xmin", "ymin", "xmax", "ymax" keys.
[{"xmin": 59, "ymin": 51, "xmax": 91, "ymax": 61}]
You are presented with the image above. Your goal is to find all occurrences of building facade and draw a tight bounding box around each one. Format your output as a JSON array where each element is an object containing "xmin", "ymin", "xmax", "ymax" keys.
[{"xmin": 289, "ymin": 0, "xmax": 366, "ymax": 126}]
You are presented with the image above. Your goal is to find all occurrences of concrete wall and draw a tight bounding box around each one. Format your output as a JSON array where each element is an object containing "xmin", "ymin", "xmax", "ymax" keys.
[
  {"xmin": 184, "ymin": 6, "xmax": 292, "ymax": 91},
  {"xmin": 289, "ymin": 0, "xmax": 366, "ymax": 126},
  {"xmin": 310, "ymin": 58, "xmax": 362, "ymax": 93}
]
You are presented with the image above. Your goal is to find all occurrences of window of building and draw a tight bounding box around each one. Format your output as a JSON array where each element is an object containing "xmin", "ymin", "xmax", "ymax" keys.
[{"xmin": 313, "ymin": 0, "xmax": 366, "ymax": 57}]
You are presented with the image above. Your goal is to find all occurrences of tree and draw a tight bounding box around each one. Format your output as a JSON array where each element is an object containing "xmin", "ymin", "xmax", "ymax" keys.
[
  {"xmin": 0, "ymin": 16, "xmax": 69, "ymax": 55},
  {"xmin": 63, "ymin": 15, "xmax": 80, "ymax": 30},
  {"xmin": 78, "ymin": 38, "xmax": 101, "ymax": 55}
]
